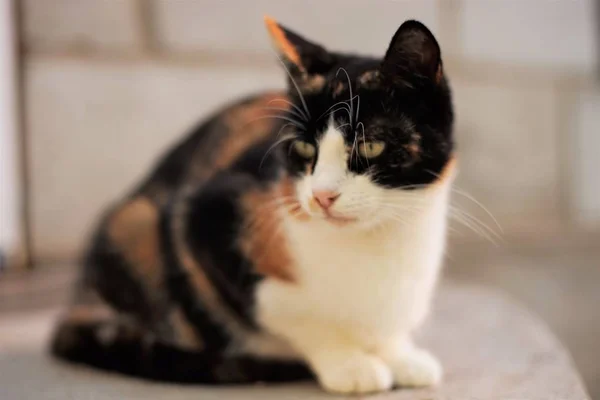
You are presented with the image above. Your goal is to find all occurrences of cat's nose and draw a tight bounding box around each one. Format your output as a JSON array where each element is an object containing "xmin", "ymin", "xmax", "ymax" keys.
[{"xmin": 313, "ymin": 190, "xmax": 340, "ymax": 210}]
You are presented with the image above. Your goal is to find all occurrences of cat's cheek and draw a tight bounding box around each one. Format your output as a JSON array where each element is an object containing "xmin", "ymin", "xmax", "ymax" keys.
[
  {"xmin": 294, "ymin": 176, "xmax": 313, "ymax": 212},
  {"xmin": 335, "ymin": 176, "xmax": 382, "ymax": 220}
]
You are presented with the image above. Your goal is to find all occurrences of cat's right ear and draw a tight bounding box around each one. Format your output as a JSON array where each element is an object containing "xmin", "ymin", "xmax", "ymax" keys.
[
  {"xmin": 380, "ymin": 20, "xmax": 443, "ymax": 85},
  {"xmin": 264, "ymin": 16, "xmax": 335, "ymax": 78}
]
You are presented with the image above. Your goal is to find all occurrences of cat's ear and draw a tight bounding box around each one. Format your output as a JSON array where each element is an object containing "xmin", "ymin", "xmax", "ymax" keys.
[
  {"xmin": 380, "ymin": 20, "xmax": 443, "ymax": 85},
  {"xmin": 264, "ymin": 16, "xmax": 335, "ymax": 77}
]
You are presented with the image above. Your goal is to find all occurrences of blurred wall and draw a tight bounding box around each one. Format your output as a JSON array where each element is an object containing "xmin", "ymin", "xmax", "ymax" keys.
[
  {"xmin": 19, "ymin": 0, "xmax": 599, "ymax": 262},
  {"xmin": 0, "ymin": 0, "xmax": 22, "ymax": 268}
]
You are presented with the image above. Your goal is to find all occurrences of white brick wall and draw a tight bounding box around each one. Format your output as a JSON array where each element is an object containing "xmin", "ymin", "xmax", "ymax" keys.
[
  {"xmin": 17, "ymin": 0, "xmax": 600, "ymax": 259},
  {"xmin": 570, "ymin": 88, "xmax": 600, "ymax": 227},
  {"xmin": 461, "ymin": 0, "xmax": 598, "ymax": 71},
  {"xmin": 0, "ymin": 0, "xmax": 22, "ymax": 267},
  {"xmin": 153, "ymin": 0, "xmax": 440, "ymax": 55},
  {"xmin": 23, "ymin": 0, "xmax": 143, "ymax": 53},
  {"xmin": 452, "ymin": 77, "xmax": 560, "ymax": 225},
  {"xmin": 26, "ymin": 58, "xmax": 283, "ymax": 258}
]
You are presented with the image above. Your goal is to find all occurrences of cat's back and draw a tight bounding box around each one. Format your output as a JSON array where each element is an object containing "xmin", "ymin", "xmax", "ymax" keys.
[
  {"xmin": 72, "ymin": 91, "xmax": 290, "ymax": 343},
  {"xmin": 137, "ymin": 90, "xmax": 289, "ymax": 203}
]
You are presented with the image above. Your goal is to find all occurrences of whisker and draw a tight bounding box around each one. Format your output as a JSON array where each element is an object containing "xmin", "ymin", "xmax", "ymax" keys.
[
  {"xmin": 425, "ymin": 168, "xmax": 503, "ymax": 235},
  {"xmin": 251, "ymin": 196, "xmax": 297, "ymax": 214},
  {"xmin": 350, "ymin": 128, "xmax": 358, "ymax": 164},
  {"xmin": 451, "ymin": 188, "xmax": 504, "ymax": 234},
  {"xmin": 274, "ymin": 54, "xmax": 311, "ymax": 119},
  {"xmin": 326, "ymin": 107, "xmax": 352, "ymax": 123},
  {"xmin": 274, "ymin": 122, "xmax": 301, "ymax": 139},
  {"xmin": 268, "ymin": 98, "xmax": 308, "ymax": 121},
  {"xmin": 261, "ymin": 106, "xmax": 307, "ymax": 122},
  {"xmin": 377, "ymin": 200, "xmax": 500, "ymax": 243},
  {"xmin": 246, "ymin": 201, "xmax": 302, "ymax": 232},
  {"xmin": 380, "ymin": 214, "xmax": 412, "ymax": 227},
  {"xmin": 382, "ymin": 200, "xmax": 498, "ymax": 244},
  {"xmin": 337, "ymin": 67, "xmax": 354, "ymax": 125},
  {"xmin": 357, "ymin": 122, "xmax": 368, "ymax": 168},
  {"xmin": 246, "ymin": 114, "xmax": 305, "ymax": 129},
  {"xmin": 449, "ymin": 212, "xmax": 499, "ymax": 246},
  {"xmin": 355, "ymin": 95, "xmax": 360, "ymax": 126},
  {"xmin": 259, "ymin": 134, "xmax": 296, "ymax": 169},
  {"xmin": 317, "ymin": 101, "xmax": 352, "ymax": 122},
  {"xmin": 449, "ymin": 206, "xmax": 503, "ymax": 242},
  {"xmin": 388, "ymin": 184, "xmax": 432, "ymax": 191}
]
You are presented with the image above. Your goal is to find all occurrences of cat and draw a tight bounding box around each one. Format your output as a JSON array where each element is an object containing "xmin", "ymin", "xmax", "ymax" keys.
[{"xmin": 50, "ymin": 16, "xmax": 454, "ymax": 395}]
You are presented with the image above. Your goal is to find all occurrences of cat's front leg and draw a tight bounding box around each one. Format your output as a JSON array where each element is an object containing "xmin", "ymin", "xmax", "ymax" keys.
[
  {"xmin": 377, "ymin": 337, "xmax": 442, "ymax": 388},
  {"xmin": 270, "ymin": 318, "xmax": 393, "ymax": 394}
]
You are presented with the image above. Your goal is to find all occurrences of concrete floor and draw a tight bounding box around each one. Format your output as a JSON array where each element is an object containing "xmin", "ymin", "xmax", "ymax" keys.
[
  {"xmin": 446, "ymin": 234, "xmax": 600, "ymax": 399},
  {"xmin": 1, "ymin": 234, "xmax": 599, "ymax": 398}
]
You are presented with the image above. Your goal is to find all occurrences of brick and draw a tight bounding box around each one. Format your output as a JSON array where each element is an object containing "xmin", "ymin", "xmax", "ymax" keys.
[
  {"xmin": 25, "ymin": 58, "xmax": 282, "ymax": 259},
  {"xmin": 450, "ymin": 77, "xmax": 560, "ymax": 232},
  {"xmin": 152, "ymin": 0, "xmax": 441, "ymax": 55},
  {"xmin": 460, "ymin": 0, "xmax": 597, "ymax": 70},
  {"xmin": 569, "ymin": 87, "xmax": 600, "ymax": 226},
  {"xmin": 22, "ymin": 0, "xmax": 143, "ymax": 53}
]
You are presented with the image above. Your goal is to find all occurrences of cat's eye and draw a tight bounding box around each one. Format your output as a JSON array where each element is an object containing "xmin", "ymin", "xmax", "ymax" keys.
[
  {"xmin": 292, "ymin": 140, "xmax": 316, "ymax": 159},
  {"xmin": 358, "ymin": 141, "xmax": 386, "ymax": 158}
]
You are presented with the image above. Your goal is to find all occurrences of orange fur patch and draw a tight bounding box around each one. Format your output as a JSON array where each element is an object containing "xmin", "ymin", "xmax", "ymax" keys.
[
  {"xmin": 406, "ymin": 143, "xmax": 420, "ymax": 155},
  {"xmin": 168, "ymin": 93, "xmax": 298, "ymax": 338},
  {"xmin": 188, "ymin": 92, "xmax": 290, "ymax": 183},
  {"xmin": 218, "ymin": 93, "xmax": 287, "ymax": 169},
  {"xmin": 108, "ymin": 197, "xmax": 162, "ymax": 288},
  {"xmin": 357, "ymin": 70, "xmax": 380, "ymax": 88},
  {"xmin": 302, "ymin": 74, "xmax": 326, "ymax": 92},
  {"xmin": 168, "ymin": 307, "xmax": 203, "ymax": 350},
  {"xmin": 264, "ymin": 16, "xmax": 303, "ymax": 70},
  {"xmin": 435, "ymin": 64, "xmax": 444, "ymax": 84},
  {"xmin": 332, "ymin": 81, "xmax": 345, "ymax": 97},
  {"xmin": 62, "ymin": 304, "xmax": 114, "ymax": 324},
  {"xmin": 404, "ymin": 133, "xmax": 422, "ymax": 163},
  {"xmin": 281, "ymin": 177, "xmax": 310, "ymax": 221},
  {"xmin": 240, "ymin": 183, "xmax": 297, "ymax": 283},
  {"xmin": 432, "ymin": 156, "xmax": 457, "ymax": 186}
]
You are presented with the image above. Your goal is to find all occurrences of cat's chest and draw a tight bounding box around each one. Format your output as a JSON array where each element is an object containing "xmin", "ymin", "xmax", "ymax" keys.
[{"xmin": 256, "ymin": 219, "xmax": 443, "ymax": 335}]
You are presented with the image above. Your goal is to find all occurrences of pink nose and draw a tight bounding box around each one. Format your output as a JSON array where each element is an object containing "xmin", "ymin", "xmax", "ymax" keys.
[{"xmin": 313, "ymin": 190, "xmax": 340, "ymax": 210}]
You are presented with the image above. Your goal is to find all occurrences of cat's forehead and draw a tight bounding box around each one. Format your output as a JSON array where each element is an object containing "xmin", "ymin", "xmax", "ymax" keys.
[
  {"xmin": 294, "ymin": 85, "xmax": 398, "ymax": 134},
  {"xmin": 293, "ymin": 56, "xmax": 382, "ymax": 95}
]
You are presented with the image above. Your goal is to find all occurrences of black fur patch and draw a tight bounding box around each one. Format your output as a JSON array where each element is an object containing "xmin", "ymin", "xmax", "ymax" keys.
[
  {"xmin": 282, "ymin": 20, "xmax": 453, "ymax": 188},
  {"xmin": 51, "ymin": 18, "xmax": 453, "ymax": 385}
]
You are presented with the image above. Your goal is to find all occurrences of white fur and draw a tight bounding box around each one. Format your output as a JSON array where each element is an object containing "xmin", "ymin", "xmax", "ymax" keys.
[{"xmin": 253, "ymin": 124, "xmax": 453, "ymax": 394}]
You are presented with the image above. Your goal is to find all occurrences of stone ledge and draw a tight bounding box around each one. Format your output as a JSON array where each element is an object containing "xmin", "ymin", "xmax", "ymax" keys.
[{"xmin": 0, "ymin": 281, "xmax": 589, "ymax": 399}]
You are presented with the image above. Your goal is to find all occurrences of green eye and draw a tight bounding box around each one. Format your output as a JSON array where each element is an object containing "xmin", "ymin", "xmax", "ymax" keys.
[
  {"xmin": 293, "ymin": 140, "xmax": 316, "ymax": 159},
  {"xmin": 358, "ymin": 141, "xmax": 385, "ymax": 158}
]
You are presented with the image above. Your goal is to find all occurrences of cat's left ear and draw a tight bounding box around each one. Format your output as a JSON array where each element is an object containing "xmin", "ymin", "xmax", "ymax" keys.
[
  {"xmin": 380, "ymin": 20, "xmax": 443, "ymax": 85},
  {"xmin": 264, "ymin": 16, "xmax": 335, "ymax": 77}
]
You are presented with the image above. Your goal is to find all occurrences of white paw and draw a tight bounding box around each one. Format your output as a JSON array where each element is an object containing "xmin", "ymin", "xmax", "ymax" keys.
[
  {"xmin": 316, "ymin": 353, "xmax": 393, "ymax": 394},
  {"xmin": 389, "ymin": 349, "xmax": 442, "ymax": 387}
]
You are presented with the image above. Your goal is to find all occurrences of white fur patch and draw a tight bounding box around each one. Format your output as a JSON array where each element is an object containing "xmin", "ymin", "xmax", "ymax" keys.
[
  {"xmin": 294, "ymin": 122, "xmax": 387, "ymax": 228},
  {"xmin": 311, "ymin": 125, "xmax": 347, "ymax": 192},
  {"xmin": 254, "ymin": 120, "xmax": 455, "ymax": 393}
]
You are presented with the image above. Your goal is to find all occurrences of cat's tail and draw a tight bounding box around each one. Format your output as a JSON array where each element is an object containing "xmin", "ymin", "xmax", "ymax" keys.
[{"xmin": 50, "ymin": 316, "xmax": 312, "ymax": 384}]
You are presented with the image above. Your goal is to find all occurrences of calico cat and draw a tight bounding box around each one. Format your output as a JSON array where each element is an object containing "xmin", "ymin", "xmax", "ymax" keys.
[{"xmin": 50, "ymin": 16, "xmax": 454, "ymax": 394}]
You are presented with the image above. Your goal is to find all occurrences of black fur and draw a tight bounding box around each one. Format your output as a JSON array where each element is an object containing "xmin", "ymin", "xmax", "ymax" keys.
[
  {"xmin": 284, "ymin": 20, "xmax": 453, "ymax": 188},
  {"xmin": 52, "ymin": 320, "xmax": 311, "ymax": 384},
  {"xmin": 51, "ymin": 18, "xmax": 453, "ymax": 385}
]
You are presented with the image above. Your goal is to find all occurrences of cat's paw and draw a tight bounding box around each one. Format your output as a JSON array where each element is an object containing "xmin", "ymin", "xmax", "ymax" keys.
[
  {"xmin": 316, "ymin": 353, "xmax": 393, "ymax": 394},
  {"xmin": 388, "ymin": 348, "xmax": 442, "ymax": 387}
]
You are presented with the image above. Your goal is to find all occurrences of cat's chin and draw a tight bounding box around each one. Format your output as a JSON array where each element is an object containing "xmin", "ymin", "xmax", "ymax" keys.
[{"xmin": 323, "ymin": 213, "xmax": 357, "ymax": 226}]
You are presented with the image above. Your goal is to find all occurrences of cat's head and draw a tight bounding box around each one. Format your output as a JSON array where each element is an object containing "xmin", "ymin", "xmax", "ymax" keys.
[{"xmin": 265, "ymin": 17, "xmax": 454, "ymax": 229}]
